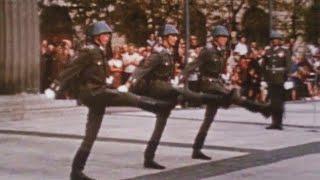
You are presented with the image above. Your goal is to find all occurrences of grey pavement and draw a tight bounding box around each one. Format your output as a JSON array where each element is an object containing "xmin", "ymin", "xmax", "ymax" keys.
[{"xmin": 0, "ymin": 94, "xmax": 320, "ymax": 179}]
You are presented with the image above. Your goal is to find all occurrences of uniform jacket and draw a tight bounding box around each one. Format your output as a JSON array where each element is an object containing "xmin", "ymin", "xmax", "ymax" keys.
[
  {"xmin": 50, "ymin": 43, "xmax": 110, "ymax": 96},
  {"xmin": 130, "ymin": 48, "xmax": 175, "ymax": 83},
  {"xmin": 182, "ymin": 44, "xmax": 227, "ymax": 79},
  {"xmin": 182, "ymin": 44, "xmax": 229, "ymax": 94},
  {"xmin": 262, "ymin": 46, "xmax": 292, "ymax": 84}
]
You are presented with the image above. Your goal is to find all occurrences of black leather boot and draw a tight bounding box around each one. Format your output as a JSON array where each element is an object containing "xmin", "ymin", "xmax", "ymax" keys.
[
  {"xmin": 266, "ymin": 114, "xmax": 283, "ymax": 130},
  {"xmin": 70, "ymin": 150, "xmax": 95, "ymax": 180},
  {"xmin": 266, "ymin": 125, "xmax": 283, "ymax": 130},
  {"xmin": 138, "ymin": 97, "xmax": 171, "ymax": 114},
  {"xmin": 239, "ymin": 99, "xmax": 272, "ymax": 118},
  {"xmin": 144, "ymin": 141, "xmax": 165, "ymax": 169},
  {"xmin": 192, "ymin": 150, "xmax": 212, "ymax": 160},
  {"xmin": 192, "ymin": 132, "xmax": 211, "ymax": 160}
]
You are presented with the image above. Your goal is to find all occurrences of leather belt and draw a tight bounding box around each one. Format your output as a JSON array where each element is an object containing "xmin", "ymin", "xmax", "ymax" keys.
[
  {"xmin": 266, "ymin": 67, "xmax": 285, "ymax": 71},
  {"xmin": 202, "ymin": 76, "xmax": 222, "ymax": 83}
]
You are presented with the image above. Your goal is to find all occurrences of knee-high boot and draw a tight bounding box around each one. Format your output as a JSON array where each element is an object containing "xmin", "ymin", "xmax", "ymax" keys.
[
  {"xmin": 70, "ymin": 150, "xmax": 95, "ymax": 180},
  {"xmin": 234, "ymin": 95, "xmax": 272, "ymax": 118},
  {"xmin": 137, "ymin": 97, "xmax": 172, "ymax": 114},
  {"xmin": 144, "ymin": 112, "xmax": 170, "ymax": 169},
  {"xmin": 192, "ymin": 105, "xmax": 218, "ymax": 160}
]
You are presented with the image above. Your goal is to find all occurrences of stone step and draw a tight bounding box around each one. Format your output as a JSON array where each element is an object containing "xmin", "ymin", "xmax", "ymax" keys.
[{"xmin": 0, "ymin": 93, "xmax": 141, "ymax": 122}]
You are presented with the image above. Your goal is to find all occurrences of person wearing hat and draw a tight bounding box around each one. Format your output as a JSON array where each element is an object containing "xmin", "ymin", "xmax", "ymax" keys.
[
  {"xmin": 45, "ymin": 21, "xmax": 173, "ymax": 180},
  {"xmin": 119, "ymin": 24, "xmax": 233, "ymax": 169},
  {"xmin": 182, "ymin": 25, "xmax": 272, "ymax": 160},
  {"xmin": 262, "ymin": 30, "xmax": 292, "ymax": 130}
]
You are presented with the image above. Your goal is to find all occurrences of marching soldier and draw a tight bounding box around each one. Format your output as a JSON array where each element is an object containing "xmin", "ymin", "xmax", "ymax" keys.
[
  {"xmin": 182, "ymin": 25, "xmax": 272, "ymax": 160},
  {"xmin": 262, "ymin": 30, "xmax": 292, "ymax": 130},
  {"xmin": 119, "ymin": 24, "xmax": 233, "ymax": 169},
  {"xmin": 45, "ymin": 21, "xmax": 172, "ymax": 180}
]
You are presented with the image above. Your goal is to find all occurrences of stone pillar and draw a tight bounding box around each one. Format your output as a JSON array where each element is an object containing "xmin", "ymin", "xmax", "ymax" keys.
[{"xmin": 0, "ymin": 0, "xmax": 40, "ymax": 94}]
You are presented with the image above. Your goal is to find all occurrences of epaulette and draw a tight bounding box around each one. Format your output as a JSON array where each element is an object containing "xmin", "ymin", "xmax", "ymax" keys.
[{"xmin": 84, "ymin": 44, "xmax": 96, "ymax": 50}]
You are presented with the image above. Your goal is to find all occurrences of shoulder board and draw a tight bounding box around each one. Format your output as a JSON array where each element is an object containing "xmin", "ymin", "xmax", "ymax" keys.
[{"xmin": 84, "ymin": 44, "xmax": 96, "ymax": 50}]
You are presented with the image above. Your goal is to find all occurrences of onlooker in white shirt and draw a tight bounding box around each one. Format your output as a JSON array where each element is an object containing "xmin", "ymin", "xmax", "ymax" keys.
[
  {"xmin": 122, "ymin": 44, "xmax": 143, "ymax": 83},
  {"xmin": 234, "ymin": 36, "xmax": 249, "ymax": 56}
]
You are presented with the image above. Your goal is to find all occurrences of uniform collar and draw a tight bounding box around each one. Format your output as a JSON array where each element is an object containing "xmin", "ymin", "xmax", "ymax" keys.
[
  {"xmin": 272, "ymin": 45, "xmax": 280, "ymax": 50},
  {"xmin": 157, "ymin": 45, "xmax": 173, "ymax": 55},
  {"xmin": 213, "ymin": 42, "xmax": 225, "ymax": 52},
  {"xmin": 91, "ymin": 42, "xmax": 106, "ymax": 53}
]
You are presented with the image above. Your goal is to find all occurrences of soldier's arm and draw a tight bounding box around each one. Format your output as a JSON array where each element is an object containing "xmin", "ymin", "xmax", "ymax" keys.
[
  {"xmin": 285, "ymin": 49, "xmax": 293, "ymax": 75},
  {"xmin": 181, "ymin": 48, "xmax": 208, "ymax": 79},
  {"xmin": 49, "ymin": 49, "xmax": 91, "ymax": 94},
  {"xmin": 125, "ymin": 53, "xmax": 161, "ymax": 87},
  {"xmin": 260, "ymin": 49, "xmax": 269, "ymax": 80}
]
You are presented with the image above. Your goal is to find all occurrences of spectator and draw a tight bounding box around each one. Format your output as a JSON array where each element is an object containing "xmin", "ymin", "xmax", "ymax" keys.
[
  {"xmin": 122, "ymin": 44, "xmax": 143, "ymax": 83},
  {"xmin": 40, "ymin": 41, "xmax": 54, "ymax": 92},
  {"xmin": 108, "ymin": 46, "xmax": 124, "ymax": 88},
  {"xmin": 234, "ymin": 35, "xmax": 248, "ymax": 56},
  {"xmin": 147, "ymin": 33, "xmax": 156, "ymax": 47},
  {"xmin": 290, "ymin": 47, "xmax": 315, "ymax": 100}
]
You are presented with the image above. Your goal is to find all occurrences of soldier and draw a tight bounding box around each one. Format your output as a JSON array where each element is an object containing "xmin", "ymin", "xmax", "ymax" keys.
[
  {"xmin": 182, "ymin": 25, "xmax": 272, "ymax": 160},
  {"xmin": 45, "ymin": 21, "xmax": 172, "ymax": 180},
  {"xmin": 262, "ymin": 30, "xmax": 292, "ymax": 130},
  {"xmin": 119, "ymin": 24, "xmax": 233, "ymax": 169}
]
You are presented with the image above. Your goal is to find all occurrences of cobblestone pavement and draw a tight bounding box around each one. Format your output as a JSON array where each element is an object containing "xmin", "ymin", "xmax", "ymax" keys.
[{"xmin": 0, "ymin": 96, "xmax": 319, "ymax": 180}]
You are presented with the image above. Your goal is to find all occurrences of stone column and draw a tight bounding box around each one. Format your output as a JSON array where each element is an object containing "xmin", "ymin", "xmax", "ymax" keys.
[{"xmin": 0, "ymin": 0, "xmax": 40, "ymax": 94}]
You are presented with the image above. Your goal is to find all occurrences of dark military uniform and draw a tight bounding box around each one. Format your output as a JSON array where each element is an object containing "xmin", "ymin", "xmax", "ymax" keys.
[
  {"xmin": 49, "ymin": 42, "xmax": 171, "ymax": 179},
  {"xmin": 129, "ymin": 47, "xmax": 230, "ymax": 168},
  {"xmin": 263, "ymin": 45, "xmax": 292, "ymax": 130},
  {"xmin": 182, "ymin": 44, "xmax": 271, "ymax": 159}
]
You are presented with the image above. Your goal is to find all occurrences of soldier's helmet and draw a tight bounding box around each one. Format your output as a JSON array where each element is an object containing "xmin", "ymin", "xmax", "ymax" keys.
[
  {"xmin": 89, "ymin": 21, "xmax": 113, "ymax": 37},
  {"xmin": 162, "ymin": 24, "xmax": 179, "ymax": 36},
  {"xmin": 212, "ymin": 25, "xmax": 229, "ymax": 37},
  {"xmin": 270, "ymin": 30, "xmax": 283, "ymax": 40}
]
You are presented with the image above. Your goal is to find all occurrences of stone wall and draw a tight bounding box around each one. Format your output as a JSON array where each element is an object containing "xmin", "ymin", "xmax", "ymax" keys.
[{"xmin": 0, "ymin": 0, "xmax": 40, "ymax": 94}]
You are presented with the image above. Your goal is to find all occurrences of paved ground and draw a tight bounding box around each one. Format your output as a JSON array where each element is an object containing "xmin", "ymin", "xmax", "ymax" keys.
[{"xmin": 0, "ymin": 95, "xmax": 320, "ymax": 180}]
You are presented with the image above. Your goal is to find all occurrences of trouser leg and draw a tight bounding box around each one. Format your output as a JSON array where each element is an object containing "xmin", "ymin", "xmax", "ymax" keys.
[
  {"xmin": 105, "ymin": 89, "xmax": 172, "ymax": 114},
  {"xmin": 71, "ymin": 107, "xmax": 104, "ymax": 179},
  {"xmin": 267, "ymin": 85, "xmax": 285, "ymax": 130},
  {"xmin": 144, "ymin": 111, "xmax": 171, "ymax": 169},
  {"xmin": 176, "ymin": 87, "xmax": 230, "ymax": 107},
  {"xmin": 193, "ymin": 105, "xmax": 218, "ymax": 150},
  {"xmin": 231, "ymin": 89, "xmax": 271, "ymax": 118},
  {"xmin": 236, "ymin": 98, "xmax": 271, "ymax": 117}
]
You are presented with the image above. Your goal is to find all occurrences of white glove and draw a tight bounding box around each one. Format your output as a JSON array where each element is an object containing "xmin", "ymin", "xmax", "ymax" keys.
[
  {"xmin": 284, "ymin": 81, "xmax": 294, "ymax": 90},
  {"xmin": 117, "ymin": 85, "xmax": 128, "ymax": 93},
  {"xmin": 170, "ymin": 78, "xmax": 179, "ymax": 86},
  {"xmin": 44, "ymin": 88, "xmax": 56, "ymax": 99},
  {"xmin": 260, "ymin": 81, "xmax": 268, "ymax": 88},
  {"xmin": 105, "ymin": 76, "xmax": 114, "ymax": 85}
]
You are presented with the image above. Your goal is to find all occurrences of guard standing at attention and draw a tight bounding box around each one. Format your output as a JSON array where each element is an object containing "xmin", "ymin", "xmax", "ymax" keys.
[{"xmin": 262, "ymin": 30, "xmax": 292, "ymax": 130}]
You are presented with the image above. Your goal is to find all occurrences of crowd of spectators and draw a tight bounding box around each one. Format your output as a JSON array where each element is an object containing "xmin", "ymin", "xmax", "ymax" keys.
[{"xmin": 40, "ymin": 31, "xmax": 320, "ymax": 104}]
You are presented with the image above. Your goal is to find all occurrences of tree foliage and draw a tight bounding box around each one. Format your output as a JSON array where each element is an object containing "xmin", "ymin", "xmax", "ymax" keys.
[
  {"xmin": 304, "ymin": 0, "xmax": 320, "ymax": 43},
  {"xmin": 37, "ymin": 0, "xmax": 318, "ymax": 45}
]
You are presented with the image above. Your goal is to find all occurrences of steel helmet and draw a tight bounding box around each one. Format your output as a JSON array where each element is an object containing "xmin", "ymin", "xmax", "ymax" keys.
[
  {"xmin": 90, "ymin": 21, "xmax": 113, "ymax": 36},
  {"xmin": 270, "ymin": 30, "xmax": 283, "ymax": 39},
  {"xmin": 212, "ymin": 25, "xmax": 229, "ymax": 37},
  {"xmin": 162, "ymin": 24, "xmax": 179, "ymax": 36}
]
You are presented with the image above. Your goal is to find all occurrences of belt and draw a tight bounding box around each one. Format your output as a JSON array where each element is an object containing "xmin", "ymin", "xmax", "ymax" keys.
[
  {"xmin": 266, "ymin": 67, "xmax": 285, "ymax": 71},
  {"xmin": 151, "ymin": 77, "xmax": 171, "ymax": 82},
  {"xmin": 202, "ymin": 76, "xmax": 222, "ymax": 83}
]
